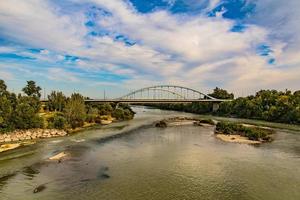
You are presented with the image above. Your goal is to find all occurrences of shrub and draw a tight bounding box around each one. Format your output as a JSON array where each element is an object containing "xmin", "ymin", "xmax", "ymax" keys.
[
  {"xmin": 47, "ymin": 113, "xmax": 67, "ymax": 129},
  {"xmin": 215, "ymin": 121, "xmax": 274, "ymax": 141}
]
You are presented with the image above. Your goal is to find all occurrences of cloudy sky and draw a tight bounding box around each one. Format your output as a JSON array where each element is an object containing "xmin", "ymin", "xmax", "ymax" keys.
[{"xmin": 0, "ymin": 0, "xmax": 299, "ymax": 98}]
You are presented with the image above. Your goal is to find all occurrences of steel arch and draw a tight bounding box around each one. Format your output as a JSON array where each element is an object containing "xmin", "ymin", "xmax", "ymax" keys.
[{"xmin": 118, "ymin": 85, "xmax": 216, "ymax": 100}]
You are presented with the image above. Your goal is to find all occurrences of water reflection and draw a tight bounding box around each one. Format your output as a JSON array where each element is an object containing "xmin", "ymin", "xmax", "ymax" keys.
[{"xmin": 0, "ymin": 107, "xmax": 299, "ymax": 200}]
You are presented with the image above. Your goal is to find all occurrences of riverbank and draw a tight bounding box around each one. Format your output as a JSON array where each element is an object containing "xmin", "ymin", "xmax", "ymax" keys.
[
  {"xmin": 205, "ymin": 115, "xmax": 300, "ymax": 132},
  {"xmin": 0, "ymin": 129, "xmax": 67, "ymax": 144},
  {"xmin": 0, "ymin": 129, "xmax": 67, "ymax": 152},
  {"xmin": 0, "ymin": 117, "xmax": 132, "ymax": 153}
]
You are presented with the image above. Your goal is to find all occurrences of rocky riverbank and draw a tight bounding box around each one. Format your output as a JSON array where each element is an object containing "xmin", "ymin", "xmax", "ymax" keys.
[{"xmin": 0, "ymin": 129, "xmax": 67, "ymax": 144}]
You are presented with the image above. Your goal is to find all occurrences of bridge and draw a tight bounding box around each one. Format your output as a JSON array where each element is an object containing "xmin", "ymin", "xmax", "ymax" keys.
[
  {"xmin": 42, "ymin": 85, "xmax": 230, "ymax": 111},
  {"xmin": 83, "ymin": 85, "xmax": 230, "ymax": 111}
]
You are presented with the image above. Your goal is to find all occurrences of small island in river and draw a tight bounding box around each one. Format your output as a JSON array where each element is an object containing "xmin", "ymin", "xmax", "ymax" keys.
[
  {"xmin": 214, "ymin": 121, "xmax": 274, "ymax": 144},
  {"xmin": 155, "ymin": 117, "xmax": 275, "ymax": 145},
  {"xmin": 155, "ymin": 117, "xmax": 215, "ymax": 128}
]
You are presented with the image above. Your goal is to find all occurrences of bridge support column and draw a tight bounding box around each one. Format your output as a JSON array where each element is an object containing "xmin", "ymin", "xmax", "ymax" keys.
[{"xmin": 212, "ymin": 103, "xmax": 219, "ymax": 112}]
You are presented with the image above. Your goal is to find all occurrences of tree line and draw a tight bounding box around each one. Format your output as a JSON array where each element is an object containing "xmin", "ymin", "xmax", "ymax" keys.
[
  {"xmin": 150, "ymin": 87, "xmax": 300, "ymax": 124},
  {"xmin": 0, "ymin": 80, "xmax": 134, "ymax": 133}
]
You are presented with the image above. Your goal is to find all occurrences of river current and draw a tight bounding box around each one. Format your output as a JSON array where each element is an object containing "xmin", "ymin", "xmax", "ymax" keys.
[{"xmin": 0, "ymin": 107, "xmax": 299, "ymax": 200}]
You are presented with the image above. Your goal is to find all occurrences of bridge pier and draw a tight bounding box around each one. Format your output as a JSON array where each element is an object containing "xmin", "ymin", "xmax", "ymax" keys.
[{"xmin": 212, "ymin": 103, "xmax": 220, "ymax": 112}]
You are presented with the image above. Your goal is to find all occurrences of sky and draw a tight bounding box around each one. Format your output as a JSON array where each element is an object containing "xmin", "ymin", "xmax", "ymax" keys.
[{"xmin": 0, "ymin": 0, "xmax": 299, "ymax": 98}]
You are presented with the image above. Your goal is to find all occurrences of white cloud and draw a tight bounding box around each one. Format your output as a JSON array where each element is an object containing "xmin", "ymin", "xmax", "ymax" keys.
[
  {"xmin": 0, "ymin": 0, "xmax": 299, "ymax": 96},
  {"xmin": 0, "ymin": 70, "xmax": 14, "ymax": 81},
  {"xmin": 47, "ymin": 68, "xmax": 79, "ymax": 82},
  {"xmin": 0, "ymin": 0, "xmax": 86, "ymax": 52}
]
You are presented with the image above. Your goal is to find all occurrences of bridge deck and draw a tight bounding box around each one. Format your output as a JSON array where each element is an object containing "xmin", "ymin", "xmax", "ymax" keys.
[{"xmin": 82, "ymin": 99, "xmax": 229, "ymax": 103}]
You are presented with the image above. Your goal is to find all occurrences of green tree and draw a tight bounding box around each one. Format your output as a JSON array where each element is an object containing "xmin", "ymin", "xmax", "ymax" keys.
[
  {"xmin": 22, "ymin": 80, "xmax": 42, "ymax": 98},
  {"xmin": 13, "ymin": 96, "xmax": 43, "ymax": 129},
  {"xmin": 209, "ymin": 87, "xmax": 234, "ymax": 99},
  {"xmin": 0, "ymin": 80, "xmax": 14, "ymax": 132},
  {"xmin": 64, "ymin": 93, "xmax": 86, "ymax": 129},
  {"xmin": 22, "ymin": 80, "xmax": 42, "ymax": 112},
  {"xmin": 47, "ymin": 91, "xmax": 67, "ymax": 112}
]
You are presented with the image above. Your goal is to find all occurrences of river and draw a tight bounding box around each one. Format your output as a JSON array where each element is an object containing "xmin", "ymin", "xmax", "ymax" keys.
[{"xmin": 0, "ymin": 107, "xmax": 300, "ymax": 200}]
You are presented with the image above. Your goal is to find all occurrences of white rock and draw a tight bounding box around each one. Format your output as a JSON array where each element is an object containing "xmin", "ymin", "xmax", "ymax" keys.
[{"xmin": 4, "ymin": 138, "xmax": 11, "ymax": 143}]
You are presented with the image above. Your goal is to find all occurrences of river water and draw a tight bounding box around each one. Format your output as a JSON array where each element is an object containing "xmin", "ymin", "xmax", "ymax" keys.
[{"xmin": 0, "ymin": 107, "xmax": 300, "ymax": 200}]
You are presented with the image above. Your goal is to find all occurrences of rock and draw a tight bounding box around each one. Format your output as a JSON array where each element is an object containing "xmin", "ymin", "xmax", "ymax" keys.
[
  {"xmin": 49, "ymin": 152, "xmax": 67, "ymax": 160},
  {"xmin": 99, "ymin": 173, "xmax": 110, "ymax": 179},
  {"xmin": 4, "ymin": 138, "xmax": 11, "ymax": 143},
  {"xmin": 101, "ymin": 120, "xmax": 112, "ymax": 125},
  {"xmin": 33, "ymin": 184, "xmax": 46, "ymax": 193},
  {"xmin": 12, "ymin": 137, "xmax": 19, "ymax": 142},
  {"xmin": 155, "ymin": 120, "xmax": 167, "ymax": 128}
]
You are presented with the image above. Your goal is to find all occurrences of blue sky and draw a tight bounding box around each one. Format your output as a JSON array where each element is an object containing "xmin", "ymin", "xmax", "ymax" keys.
[{"xmin": 0, "ymin": 0, "xmax": 299, "ymax": 98}]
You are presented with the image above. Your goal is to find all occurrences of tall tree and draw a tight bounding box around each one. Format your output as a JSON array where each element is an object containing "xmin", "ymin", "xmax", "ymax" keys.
[
  {"xmin": 64, "ymin": 93, "xmax": 86, "ymax": 128},
  {"xmin": 22, "ymin": 80, "xmax": 42, "ymax": 112},
  {"xmin": 47, "ymin": 91, "xmax": 67, "ymax": 112},
  {"xmin": 22, "ymin": 80, "xmax": 42, "ymax": 98}
]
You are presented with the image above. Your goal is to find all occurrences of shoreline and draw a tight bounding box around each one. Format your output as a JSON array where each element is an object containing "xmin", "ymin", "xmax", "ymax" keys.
[
  {"xmin": 215, "ymin": 134, "xmax": 261, "ymax": 144},
  {"xmin": 0, "ymin": 117, "xmax": 134, "ymax": 153}
]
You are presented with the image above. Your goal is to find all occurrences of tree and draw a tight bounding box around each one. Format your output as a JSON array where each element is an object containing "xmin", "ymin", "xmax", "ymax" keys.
[
  {"xmin": 13, "ymin": 96, "xmax": 43, "ymax": 129},
  {"xmin": 22, "ymin": 81, "xmax": 42, "ymax": 112},
  {"xmin": 47, "ymin": 91, "xmax": 67, "ymax": 112},
  {"xmin": 209, "ymin": 87, "xmax": 234, "ymax": 99},
  {"xmin": 64, "ymin": 93, "xmax": 86, "ymax": 129},
  {"xmin": 97, "ymin": 103, "xmax": 113, "ymax": 115},
  {"xmin": 0, "ymin": 80, "xmax": 14, "ymax": 132},
  {"xmin": 22, "ymin": 80, "xmax": 42, "ymax": 98},
  {"xmin": 0, "ymin": 80, "xmax": 8, "ymax": 96}
]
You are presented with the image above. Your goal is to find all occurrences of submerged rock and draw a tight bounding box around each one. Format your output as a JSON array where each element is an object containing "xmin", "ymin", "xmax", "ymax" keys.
[
  {"xmin": 155, "ymin": 120, "xmax": 167, "ymax": 128},
  {"xmin": 99, "ymin": 173, "xmax": 110, "ymax": 179},
  {"xmin": 33, "ymin": 184, "xmax": 46, "ymax": 193}
]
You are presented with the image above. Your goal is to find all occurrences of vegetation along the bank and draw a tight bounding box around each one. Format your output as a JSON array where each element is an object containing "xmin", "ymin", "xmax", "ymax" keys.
[
  {"xmin": 215, "ymin": 121, "xmax": 274, "ymax": 142},
  {"xmin": 150, "ymin": 87, "xmax": 300, "ymax": 125},
  {"xmin": 0, "ymin": 79, "xmax": 135, "ymax": 135}
]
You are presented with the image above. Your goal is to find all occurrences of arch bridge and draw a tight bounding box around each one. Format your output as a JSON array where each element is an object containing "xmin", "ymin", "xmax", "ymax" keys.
[{"xmin": 85, "ymin": 85, "xmax": 230, "ymax": 105}]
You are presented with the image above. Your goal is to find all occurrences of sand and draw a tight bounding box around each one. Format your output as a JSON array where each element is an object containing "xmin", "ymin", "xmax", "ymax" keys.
[
  {"xmin": 215, "ymin": 134, "xmax": 261, "ymax": 144},
  {"xmin": 49, "ymin": 152, "xmax": 68, "ymax": 160}
]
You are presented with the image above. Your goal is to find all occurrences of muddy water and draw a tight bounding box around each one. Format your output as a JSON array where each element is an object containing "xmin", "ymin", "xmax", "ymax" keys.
[{"xmin": 0, "ymin": 107, "xmax": 299, "ymax": 200}]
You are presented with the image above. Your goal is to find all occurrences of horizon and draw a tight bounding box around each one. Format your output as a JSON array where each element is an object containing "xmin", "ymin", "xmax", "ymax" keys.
[{"xmin": 0, "ymin": 0, "xmax": 299, "ymax": 98}]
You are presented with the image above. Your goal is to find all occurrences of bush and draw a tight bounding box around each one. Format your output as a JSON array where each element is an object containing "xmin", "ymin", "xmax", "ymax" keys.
[
  {"xmin": 52, "ymin": 115, "xmax": 66, "ymax": 129},
  {"xmin": 86, "ymin": 114, "xmax": 97, "ymax": 123},
  {"xmin": 47, "ymin": 113, "xmax": 67, "ymax": 129},
  {"xmin": 215, "ymin": 121, "xmax": 274, "ymax": 141},
  {"xmin": 112, "ymin": 108, "xmax": 125, "ymax": 120}
]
